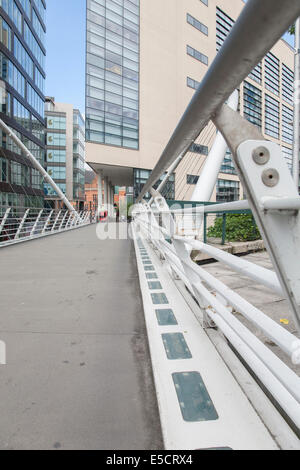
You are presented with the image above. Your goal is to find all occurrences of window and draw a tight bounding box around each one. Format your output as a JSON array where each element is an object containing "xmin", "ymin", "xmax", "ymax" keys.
[
  {"xmin": 243, "ymin": 81, "xmax": 262, "ymax": 128},
  {"xmin": 47, "ymin": 132, "xmax": 66, "ymax": 147},
  {"xmin": 19, "ymin": 0, "xmax": 31, "ymax": 18},
  {"xmin": 0, "ymin": 16, "xmax": 11, "ymax": 50},
  {"xmin": 187, "ymin": 45, "xmax": 208, "ymax": 66},
  {"xmin": 221, "ymin": 149, "xmax": 237, "ymax": 175},
  {"xmin": 282, "ymin": 105, "xmax": 294, "ymax": 145},
  {"xmin": 32, "ymin": 115, "xmax": 44, "ymax": 142},
  {"xmin": 14, "ymin": 36, "xmax": 34, "ymax": 79},
  {"xmin": 47, "ymin": 166, "xmax": 66, "ymax": 180},
  {"xmin": 282, "ymin": 146, "xmax": 293, "ymax": 173},
  {"xmin": 13, "ymin": 1, "xmax": 22, "ymax": 32},
  {"xmin": 13, "ymin": 97, "xmax": 30, "ymax": 130},
  {"xmin": 248, "ymin": 62, "xmax": 262, "ymax": 85},
  {"xmin": 32, "ymin": 168, "xmax": 42, "ymax": 189},
  {"xmin": 265, "ymin": 53, "xmax": 280, "ymax": 96},
  {"xmin": 33, "ymin": 0, "xmax": 46, "ymax": 23},
  {"xmin": 265, "ymin": 94, "xmax": 280, "ymax": 139},
  {"xmin": 0, "ymin": 51, "xmax": 25, "ymax": 98},
  {"xmin": 187, "ymin": 13, "xmax": 208, "ymax": 36},
  {"xmin": 187, "ymin": 175, "xmax": 199, "ymax": 185},
  {"xmin": 0, "ymin": 156, "xmax": 8, "ymax": 182},
  {"xmin": 44, "ymin": 183, "xmax": 66, "ymax": 196},
  {"xmin": 133, "ymin": 168, "xmax": 175, "ymax": 200},
  {"xmin": 217, "ymin": 179, "xmax": 240, "ymax": 203},
  {"xmin": 187, "ymin": 77, "xmax": 200, "ymax": 90},
  {"xmin": 11, "ymin": 161, "xmax": 30, "ymax": 186},
  {"xmin": 189, "ymin": 143, "xmax": 208, "ymax": 156},
  {"xmin": 47, "ymin": 149, "xmax": 66, "ymax": 163},
  {"xmin": 35, "ymin": 66, "xmax": 45, "ymax": 93},
  {"xmin": 24, "ymin": 22, "xmax": 45, "ymax": 70},
  {"xmin": 27, "ymin": 83, "xmax": 44, "ymax": 117},
  {"xmin": 0, "ymin": 1, "xmax": 22, "ymax": 32},
  {"xmin": 86, "ymin": 0, "xmax": 140, "ymax": 149},
  {"xmin": 282, "ymin": 64, "xmax": 294, "ymax": 105},
  {"xmin": 0, "ymin": 88, "xmax": 10, "ymax": 115},
  {"xmin": 32, "ymin": 8, "xmax": 45, "ymax": 46},
  {"xmin": 216, "ymin": 7, "xmax": 234, "ymax": 51},
  {"xmin": 47, "ymin": 116, "xmax": 66, "ymax": 130}
]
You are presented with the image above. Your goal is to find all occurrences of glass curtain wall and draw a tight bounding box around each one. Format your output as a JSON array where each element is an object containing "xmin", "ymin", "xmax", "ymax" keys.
[{"xmin": 86, "ymin": 0, "xmax": 140, "ymax": 150}]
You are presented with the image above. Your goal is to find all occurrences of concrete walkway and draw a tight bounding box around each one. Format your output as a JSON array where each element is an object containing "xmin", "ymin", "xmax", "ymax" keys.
[{"xmin": 0, "ymin": 225, "xmax": 163, "ymax": 450}]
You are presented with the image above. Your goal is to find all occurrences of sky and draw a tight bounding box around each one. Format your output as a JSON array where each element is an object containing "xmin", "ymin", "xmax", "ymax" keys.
[
  {"xmin": 44, "ymin": 1, "xmax": 295, "ymax": 115},
  {"xmin": 45, "ymin": 0, "xmax": 86, "ymax": 113}
]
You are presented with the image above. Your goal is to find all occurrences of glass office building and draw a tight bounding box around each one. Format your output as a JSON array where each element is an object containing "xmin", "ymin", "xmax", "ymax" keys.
[
  {"xmin": 0, "ymin": 0, "xmax": 46, "ymax": 209},
  {"xmin": 45, "ymin": 97, "xmax": 85, "ymax": 210},
  {"xmin": 86, "ymin": 0, "xmax": 140, "ymax": 150},
  {"xmin": 86, "ymin": 0, "xmax": 295, "ymax": 204}
]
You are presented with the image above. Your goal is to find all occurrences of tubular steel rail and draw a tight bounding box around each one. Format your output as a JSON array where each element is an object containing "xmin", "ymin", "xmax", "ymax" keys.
[
  {"xmin": 133, "ymin": 197, "xmax": 300, "ymax": 435},
  {"xmin": 132, "ymin": 0, "xmax": 300, "ymax": 440},
  {"xmin": 0, "ymin": 207, "xmax": 94, "ymax": 247}
]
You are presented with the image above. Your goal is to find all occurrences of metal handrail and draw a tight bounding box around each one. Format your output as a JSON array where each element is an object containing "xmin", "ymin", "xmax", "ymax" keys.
[
  {"xmin": 0, "ymin": 207, "xmax": 96, "ymax": 247},
  {"xmin": 133, "ymin": 198, "xmax": 300, "ymax": 431}
]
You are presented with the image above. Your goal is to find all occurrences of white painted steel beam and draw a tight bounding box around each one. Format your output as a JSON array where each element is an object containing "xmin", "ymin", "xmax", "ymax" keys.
[
  {"xmin": 177, "ymin": 236, "xmax": 283, "ymax": 296},
  {"xmin": 136, "ymin": 0, "xmax": 300, "ymax": 202},
  {"xmin": 0, "ymin": 119, "xmax": 79, "ymax": 215},
  {"xmin": 191, "ymin": 90, "xmax": 239, "ymax": 202}
]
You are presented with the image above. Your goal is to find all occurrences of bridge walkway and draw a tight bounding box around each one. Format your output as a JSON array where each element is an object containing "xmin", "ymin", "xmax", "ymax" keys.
[{"xmin": 0, "ymin": 224, "xmax": 163, "ymax": 450}]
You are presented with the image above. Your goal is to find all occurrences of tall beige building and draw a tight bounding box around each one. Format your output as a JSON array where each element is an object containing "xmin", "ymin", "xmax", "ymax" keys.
[{"xmin": 85, "ymin": 0, "xmax": 295, "ymax": 204}]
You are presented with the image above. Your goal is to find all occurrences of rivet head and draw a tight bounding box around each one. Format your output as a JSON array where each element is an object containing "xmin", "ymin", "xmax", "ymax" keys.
[
  {"xmin": 252, "ymin": 146, "xmax": 270, "ymax": 165},
  {"xmin": 262, "ymin": 168, "xmax": 280, "ymax": 187}
]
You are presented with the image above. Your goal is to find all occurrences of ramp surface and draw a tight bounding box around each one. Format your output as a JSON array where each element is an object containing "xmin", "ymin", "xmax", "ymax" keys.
[{"xmin": 0, "ymin": 225, "xmax": 162, "ymax": 450}]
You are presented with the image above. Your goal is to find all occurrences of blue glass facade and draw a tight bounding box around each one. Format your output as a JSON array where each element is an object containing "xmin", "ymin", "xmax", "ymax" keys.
[
  {"xmin": 0, "ymin": 0, "xmax": 46, "ymax": 209},
  {"xmin": 86, "ymin": 0, "xmax": 140, "ymax": 150}
]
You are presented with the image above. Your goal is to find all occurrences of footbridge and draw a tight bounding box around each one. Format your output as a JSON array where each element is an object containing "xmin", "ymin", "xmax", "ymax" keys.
[{"xmin": 1, "ymin": 0, "xmax": 300, "ymax": 451}]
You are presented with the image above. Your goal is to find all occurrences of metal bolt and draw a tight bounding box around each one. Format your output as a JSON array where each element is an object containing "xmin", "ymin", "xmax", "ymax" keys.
[
  {"xmin": 252, "ymin": 146, "xmax": 270, "ymax": 165},
  {"xmin": 262, "ymin": 168, "xmax": 280, "ymax": 187}
]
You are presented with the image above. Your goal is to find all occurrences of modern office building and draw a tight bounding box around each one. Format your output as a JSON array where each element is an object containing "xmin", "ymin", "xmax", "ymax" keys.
[
  {"xmin": 0, "ymin": 0, "xmax": 46, "ymax": 209},
  {"xmin": 85, "ymin": 0, "xmax": 295, "ymax": 204},
  {"xmin": 44, "ymin": 97, "xmax": 85, "ymax": 210}
]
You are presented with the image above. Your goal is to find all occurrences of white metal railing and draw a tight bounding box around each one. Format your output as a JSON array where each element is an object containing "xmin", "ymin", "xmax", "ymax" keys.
[
  {"xmin": 131, "ymin": 0, "xmax": 300, "ymax": 435},
  {"xmin": 0, "ymin": 206, "xmax": 95, "ymax": 247},
  {"xmin": 132, "ymin": 197, "xmax": 300, "ymax": 432}
]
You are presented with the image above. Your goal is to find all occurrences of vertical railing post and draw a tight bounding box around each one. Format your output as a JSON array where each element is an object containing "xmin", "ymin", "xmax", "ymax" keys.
[
  {"xmin": 65, "ymin": 212, "xmax": 73, "ymax": 228},
  {"xmin": 51, "ymin": 210, "xmax": 62, "ymax": 232},
  {"xmin": 42, "ymin": 210, "xmax": 54, "ymax": 234},
  {"xmin": 0, "ymin": 207, "xmax": 11, "ymax": 237},
  {"xmin": 203, "ymin": 213, "xmax": 207, "ymax": 243},
  {"xmin": 30, "ymin": 209, "xmax": 43, "ymax": 237},
  {"xmin": 222, "ymin": 213, "xmax": 227, "ymax": 246},
  {"xmin": 59, "ymin": 211, "xmax": 68, "ymax": 231},
  {"xmin": 15, "ymin": 209, "xmax": 30, "ymax": 240}
]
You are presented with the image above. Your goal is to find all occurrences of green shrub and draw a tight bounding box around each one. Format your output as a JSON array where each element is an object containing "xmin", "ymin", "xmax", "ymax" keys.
[{"xmin": 207, "ymin": 214, "xmax": 261, "ymax": 242}]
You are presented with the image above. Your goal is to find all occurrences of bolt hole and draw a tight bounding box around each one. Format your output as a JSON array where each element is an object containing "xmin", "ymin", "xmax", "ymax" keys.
[
  {"xmin": 259, "ymin": 152, "xmax": 264, "ymax": 157},
  {"xmin": 269, "ymin": 175, "xmax": 273, "ymax": 179}
]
